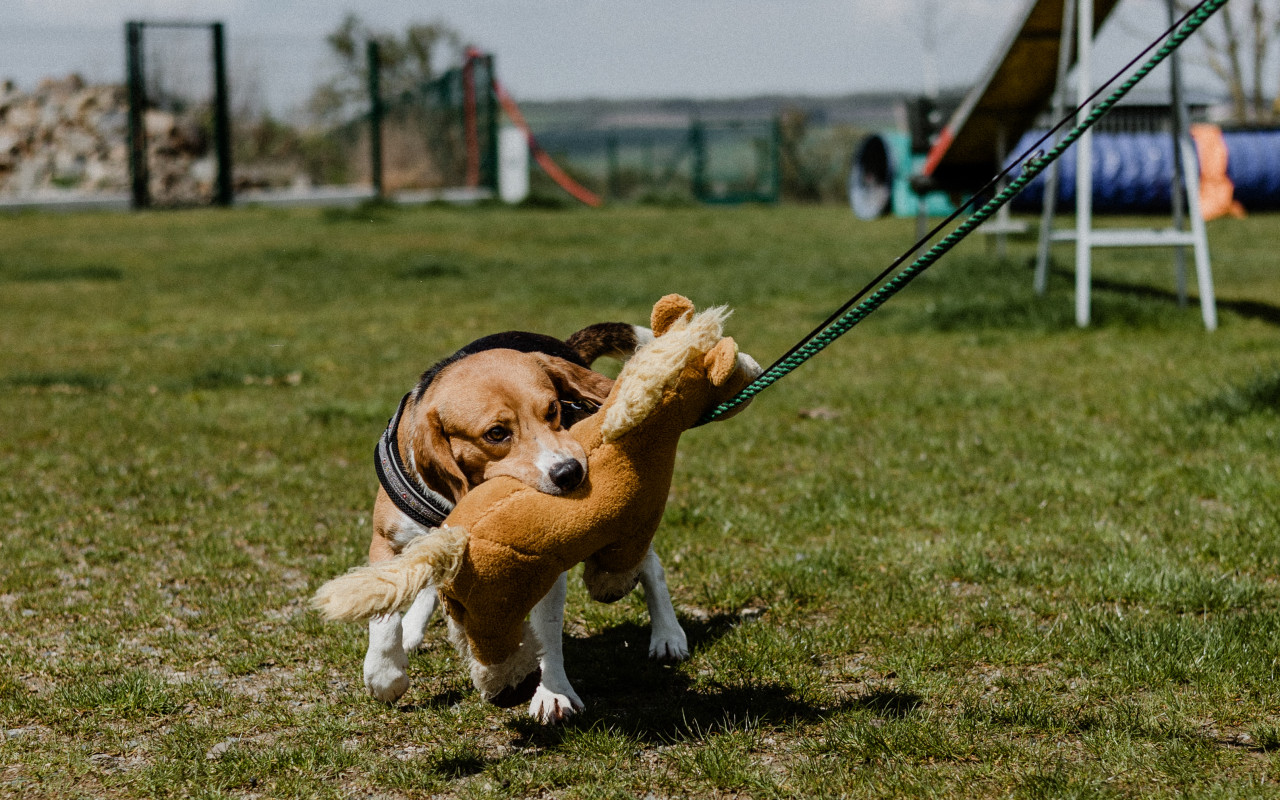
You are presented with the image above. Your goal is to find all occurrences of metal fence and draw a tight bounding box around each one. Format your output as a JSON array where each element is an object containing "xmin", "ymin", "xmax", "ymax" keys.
[
  {"xmin": 125, "ymin": 21, "xmax": 232, "ymax": 208},
  {"xmin": 0, "ymin": 21, "xmax": 870, "ymax": 210},
  {"xmin": 369, "ymin": 48, "xmax": 498, "ymax": 199}
]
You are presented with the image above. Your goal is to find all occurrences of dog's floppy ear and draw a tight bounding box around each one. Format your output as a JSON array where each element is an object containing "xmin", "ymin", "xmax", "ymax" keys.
[
  {"xmin": 704, "ymin": 337, "xmax": 740, "ymax": 387},
  {"xmin": 651, "ymin": 294, "xmax": 695, "ymax": 337},
  {"xmin": 535, "ymin": 355, "xmax": 613, "ymax": 408},
  {"xmin": 413, "ymin": 406, "xmax": 469, "ymax": 501}
]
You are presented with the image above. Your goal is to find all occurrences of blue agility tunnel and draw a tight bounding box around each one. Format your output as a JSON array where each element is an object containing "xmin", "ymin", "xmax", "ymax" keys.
[
  {"xmin": 1221, "ymin": 129, "xmax": 1280, "ymax": 209},
  {"xmin": 1008, "ymin": 128, "xmax": 1280, "ymax": 213}
]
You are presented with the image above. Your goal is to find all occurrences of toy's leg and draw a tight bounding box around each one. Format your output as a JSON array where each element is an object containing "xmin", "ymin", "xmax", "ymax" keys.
[
  {"xmin": 527, "ymin": 571, "xmax": 585, "ymax": 723},
  {"xmin": 639, "ymin": 547, "xmax": 689, "ymax": 661},
  {"xmin": 449, "ymin": 616, "xmax": 542, "ymax": 708},
  {"xmin": 399, "ymin": 587, "xmax": 439, "ymax": 653},
  {"xmin": 581, "ymin": 557, "xmax": 643, "ymax": 603},
  {"xmin": 365, "ymin": 612, "xmax": 410, "ymax": 702}
]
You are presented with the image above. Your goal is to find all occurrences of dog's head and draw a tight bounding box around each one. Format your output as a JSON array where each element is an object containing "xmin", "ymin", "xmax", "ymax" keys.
[{"xmin": 405, "ymin": 349, "xmax": 613, "ymax": 501}]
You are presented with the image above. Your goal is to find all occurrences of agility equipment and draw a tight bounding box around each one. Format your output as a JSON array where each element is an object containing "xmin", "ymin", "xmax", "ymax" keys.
[
  {"xmin": 849, "ymin": 131, "xmax": 954, "ymax": 220},
  {"xmin": 921, "ymin": 0, "xmax": 1122, "ymax": 191},
  {"xmin": 1033, "ymin": 0, "xmax": 1215, "ymax": 328},
  {"xmin": 699, "ymin": 0, "xmax": 1229, "ymax": 426},
  {"xmin": 1009, "ymin": 125, "xmax": 1280, "ymax": 217}
]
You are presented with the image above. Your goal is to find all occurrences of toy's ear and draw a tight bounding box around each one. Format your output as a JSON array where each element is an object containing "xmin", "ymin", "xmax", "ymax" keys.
[
  {"xmin": 704, "ymin": 337, "xmax": 740, "ymax": 386},
  {"xmin": 651, "ymin": 294, "xmax": 695, "ymax": 337},
  {"xmin": 414, "ymin": 406, "xmax": 469, "ymax": 501},
  {"xmin": 534, "ymin": 355, "xmax": 613, "ymax": 417}
]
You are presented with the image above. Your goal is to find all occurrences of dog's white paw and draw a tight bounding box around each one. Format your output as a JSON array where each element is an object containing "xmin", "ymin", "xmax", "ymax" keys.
[
  {"xmin": 401, "ymin": 627, "xmax": 427, "ymax": 654},
  {"xmin": 364, "ymin": 650, "xmax": 410, "ymax": 703},
  {"xmin": 649, "ymin": 626, "xmax": 689, "ymax": 662},
  {"xmin": 528, "ymin": 684, "xmax": 584, "ymax": 724}
]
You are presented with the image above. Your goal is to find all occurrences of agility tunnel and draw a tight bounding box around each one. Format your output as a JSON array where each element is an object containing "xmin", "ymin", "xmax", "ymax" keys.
[
  {"xmin": 1007, "ymin": 125, "xmax": 1280, "ymax": 217},
  {"xmin": 849, "ymin": 131, "xmax": 955, "ymax": 220},
  {"xmin": 851, "ymin": 125, "xmax": 1280, "ymax": 220}
]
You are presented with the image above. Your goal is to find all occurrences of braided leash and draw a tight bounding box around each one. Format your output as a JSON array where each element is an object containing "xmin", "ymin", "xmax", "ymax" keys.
[{"xmin": 696, "ymin": 0, "xmax": 1228, "ymax": 427}]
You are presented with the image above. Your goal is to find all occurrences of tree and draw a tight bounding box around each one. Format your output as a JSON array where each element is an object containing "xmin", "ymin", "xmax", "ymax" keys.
[
  {"xmin": 1179, "ymin": 0, "xmax": 1279, "ymax": 124},
  {"xmin": 308, "ymin": 15, "xmax": 466, "ymax": 125}
]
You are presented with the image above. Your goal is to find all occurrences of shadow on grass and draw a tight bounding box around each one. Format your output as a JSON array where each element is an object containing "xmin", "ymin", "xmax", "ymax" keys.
[
  {"xmin": 1081, "ymin": 271, "xmax": 1280, "ymax": 327},
  {"xmin": 5, "ymin": 265, "xmax": 124, "ymax": 282},
  {"xmin": 504, "ymin": 614, "xmax": 864, "ymax": 746},
  {"xmin": 396, "ymin": 259, "xmax": 464, "ymax": 281},
  {"xmin": 892, "ymin": 256, "xmax": 1280, "ymax": 332},
  {"xmin": 849, "ymin": 688, "xmax": 923, "ymax": 718},
  {"xmin": 401, "ymin": 688, "xmax": 469, "ymax": 713},
  {"xmin": 3, "ymin": 371, "xmax": 113, "ymax": 392},
  {"xmin": 1188, "ymin": 366, "xmax": 1280, "ymax": 421}
]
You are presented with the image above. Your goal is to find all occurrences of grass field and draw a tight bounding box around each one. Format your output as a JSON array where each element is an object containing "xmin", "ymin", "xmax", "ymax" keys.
[{"xmin": 2, "ymin": 202, "xmax": 1279, "ymax": 799}]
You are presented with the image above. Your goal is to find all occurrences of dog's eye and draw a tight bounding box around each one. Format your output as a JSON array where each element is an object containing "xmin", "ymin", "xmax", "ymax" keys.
[
  {"xmin": 483, "ymin": 425, "xmax": 510, "ymax": 444},
  {"xmin": 546, "ymin": 401, "xmax": 559, "ymax": 422}
]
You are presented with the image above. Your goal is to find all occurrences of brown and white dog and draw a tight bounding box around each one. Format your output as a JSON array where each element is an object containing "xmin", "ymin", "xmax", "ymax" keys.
[{"xmin": 364, "ymin": 322, "xmax": 689, "ymax": 722}]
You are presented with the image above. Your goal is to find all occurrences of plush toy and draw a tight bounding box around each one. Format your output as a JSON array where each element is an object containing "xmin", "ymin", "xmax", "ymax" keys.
[{"xmin": 313, "ymin": 295, "xmax": 760, "ymax": 702}]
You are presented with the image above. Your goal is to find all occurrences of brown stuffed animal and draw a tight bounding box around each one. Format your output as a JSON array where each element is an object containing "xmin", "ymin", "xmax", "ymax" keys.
[{"xmin": 313, "ymin": 295, "xmax": 760, "ymax": 702}]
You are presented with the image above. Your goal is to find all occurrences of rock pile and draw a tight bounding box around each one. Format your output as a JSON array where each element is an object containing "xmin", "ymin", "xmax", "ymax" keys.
[
  {"xmin": 0, "ymin": 74, "xmax": 214, "ymax": 204},
  {"xmin": 0, "ymin": 75, "xmax": 130, "ymax": 196}
]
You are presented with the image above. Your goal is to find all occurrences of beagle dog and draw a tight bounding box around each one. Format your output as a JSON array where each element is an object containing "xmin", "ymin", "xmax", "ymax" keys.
[{"xmin": 363, "ymin": 322, "xmax": 690, "ymax": 722}]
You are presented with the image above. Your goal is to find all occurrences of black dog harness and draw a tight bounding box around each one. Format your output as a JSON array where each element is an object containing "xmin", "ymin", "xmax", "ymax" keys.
[
  {"xmin": 375, "ymin": 391, "xmax": 456, "ymax": 528},
  {"xmin": 374, "ymin": 331, "xmax": 602, "ymax": 530}
]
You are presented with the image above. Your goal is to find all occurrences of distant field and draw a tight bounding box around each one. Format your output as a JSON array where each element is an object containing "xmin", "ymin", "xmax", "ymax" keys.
[{"xmin": 2, "ymin": 203, "xmax": 1278, "ymax": 798}]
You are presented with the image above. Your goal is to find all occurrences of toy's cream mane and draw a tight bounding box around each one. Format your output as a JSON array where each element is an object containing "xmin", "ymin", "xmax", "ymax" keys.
[{"xmin": 600, "ymin": 305, "xmax": 729, "ymax": 442}]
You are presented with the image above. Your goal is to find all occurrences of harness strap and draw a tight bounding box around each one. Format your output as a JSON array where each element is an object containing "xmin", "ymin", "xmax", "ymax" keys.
[{"xmin": 374, "ymin": 392, "xmax": 455, "ymax": 529}]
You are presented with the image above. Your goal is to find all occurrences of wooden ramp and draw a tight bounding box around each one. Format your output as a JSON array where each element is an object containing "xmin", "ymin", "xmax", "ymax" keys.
[{"xmin": 921, "ymin": 0, "xmax": 1121, "ymax": 191}]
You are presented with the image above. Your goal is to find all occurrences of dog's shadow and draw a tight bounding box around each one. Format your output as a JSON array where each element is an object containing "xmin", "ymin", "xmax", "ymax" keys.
[
  {"xmin": 399, "ymin": 688, "xmax": 468, "ymax": 713},
  {"xmin": 408, "ymin": 613, "xmax": 919, "ymax": 745},
  {"xmin": 505, "ymin": 613, "xmax": 876, "ymax": 745}
]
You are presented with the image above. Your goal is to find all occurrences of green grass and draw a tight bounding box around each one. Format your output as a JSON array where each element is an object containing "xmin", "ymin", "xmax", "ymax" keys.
[{"xmin": 1, "ymin": 203, "xmax": 1279, "ymax": 798}]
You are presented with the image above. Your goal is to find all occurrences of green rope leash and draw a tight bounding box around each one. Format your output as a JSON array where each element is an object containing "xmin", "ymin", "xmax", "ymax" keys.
[{"xmin": 697, "ymin": 0, "xmax": 1227, "ymax": 427}]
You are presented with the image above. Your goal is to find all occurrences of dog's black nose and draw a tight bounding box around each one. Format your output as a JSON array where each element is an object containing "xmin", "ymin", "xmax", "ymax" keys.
[{"xmin": 549, "ymin": 459, "xmax": 585, "ymax": 491}]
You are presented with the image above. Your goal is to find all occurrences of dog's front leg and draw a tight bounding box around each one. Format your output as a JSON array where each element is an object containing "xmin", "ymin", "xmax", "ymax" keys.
[
  {"xmin": 399, "ymin": 587, "xmax": 439, "ymax": 653},
  {"xmin": 639, "ymin": 547, "xmax": 689, "ymax": 661},
  {"xmin": 365, "ymin": 612, "xmax": 410, "ymax": 702},
  {"xmin": 527, "ymin": 570, "xmax": 584, "ymax": 723}
]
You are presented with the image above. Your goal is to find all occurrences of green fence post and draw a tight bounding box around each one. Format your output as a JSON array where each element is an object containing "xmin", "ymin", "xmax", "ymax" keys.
[
  {"xmin": 690, "ymin": 121, "xmax": 706, "ymax": 202},
  {"xmin": 606, "ymin": 132, "xmax": 620, "ymax": 199},
  {"xmin": 211, "ymin": 22, "xmax": 233, "ymax": 207},
  {"xmin": 367, "ymin": 40, "xmax": 384, "ymax": 199},
  {"xmin": 769, "ymin": 116, "xmax": 782, "ymax": 202},
  {"xmin": 480, "ymin": 55, "xmax": 498, "ymax": 194},
  {"xmin": 125, "ymin": 21, "xmax": 149, "ymax": 209}
]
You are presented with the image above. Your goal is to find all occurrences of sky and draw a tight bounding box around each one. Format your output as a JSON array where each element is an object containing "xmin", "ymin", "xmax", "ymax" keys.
[{"xmin": 3, "ymin": 0, "xmax": 1234, "ymax": 119}]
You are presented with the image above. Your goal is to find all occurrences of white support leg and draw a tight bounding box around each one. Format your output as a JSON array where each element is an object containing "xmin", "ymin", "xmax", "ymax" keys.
[
  {"xmin": 1035, "ymin": 0, "xmax": 1076, "ymax": 296},
  {"xmin": 1074, "ymin": 0, "xmax": 1094, "ymax": 328},
  {"xmin": 1180, "ymin": 138, "xmax": 1218, "ymax": 331}
]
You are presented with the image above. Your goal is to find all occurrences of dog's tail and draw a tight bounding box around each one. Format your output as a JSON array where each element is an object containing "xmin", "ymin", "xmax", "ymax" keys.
[
  {"xmin": 311, "ymin": 527, "xmax": 468, "ymax": 622},
  {"xmin": 566, "ymin": 322, "xmax": 654, "ymax": 366}
]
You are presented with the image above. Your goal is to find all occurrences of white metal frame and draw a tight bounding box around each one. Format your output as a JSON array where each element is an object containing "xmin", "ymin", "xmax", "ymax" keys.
[{"xmin": 1034, "ymin": 0, "xmax": 1217, "ymax": 330}]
